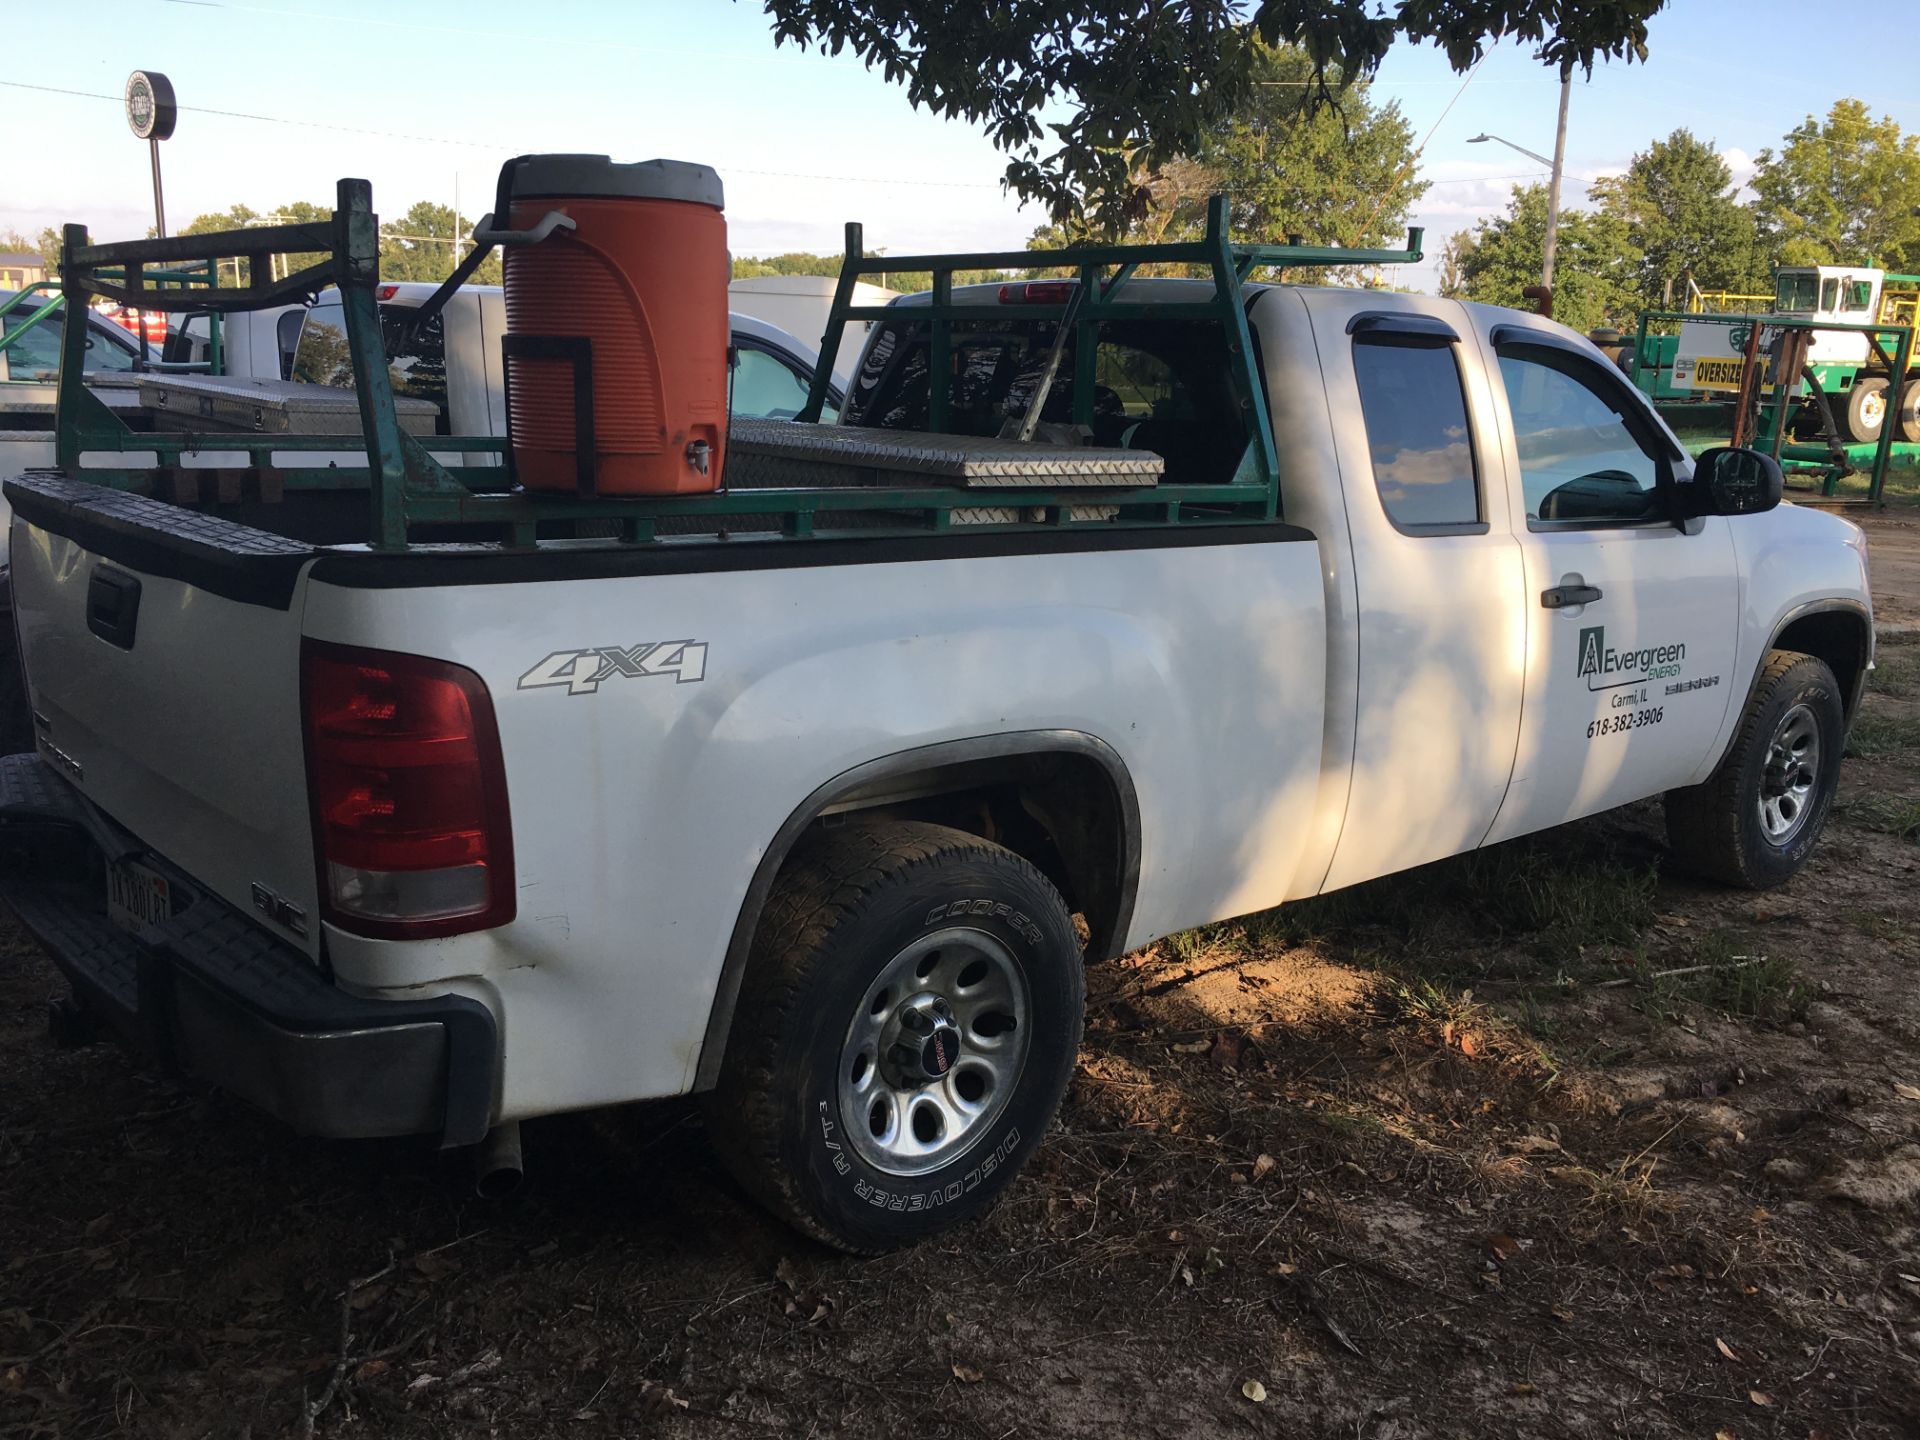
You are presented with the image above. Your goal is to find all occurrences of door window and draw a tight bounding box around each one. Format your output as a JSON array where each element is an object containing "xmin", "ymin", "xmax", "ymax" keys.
[
  {"xmin": 1351, "ymin": 336, "xmax": 1481, "ymax": 531},
  {"xmin": 1498, "ymin": 346, "xmax": 1668, "ymax": 525},
  {"xmin": 731, "ymin": 344, "xmax": 816, "ymax": 419}
]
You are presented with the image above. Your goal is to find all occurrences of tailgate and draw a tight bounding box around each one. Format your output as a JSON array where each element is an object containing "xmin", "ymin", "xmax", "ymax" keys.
[{"xmin": 6, "ymin": 473, "xmax": 323, "ymax": 958}]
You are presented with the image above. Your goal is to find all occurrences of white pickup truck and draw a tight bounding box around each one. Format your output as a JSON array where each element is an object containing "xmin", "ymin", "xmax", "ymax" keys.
[{"xmin": 1, "ymin": 241, "xmax": 1873, "ymax": 1253}]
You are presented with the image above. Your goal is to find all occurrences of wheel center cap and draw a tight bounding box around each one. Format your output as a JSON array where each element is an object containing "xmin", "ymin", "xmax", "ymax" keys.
[{"xmin": 920, "ymin": 1024, "xmax": 962, "ymax": 1078}]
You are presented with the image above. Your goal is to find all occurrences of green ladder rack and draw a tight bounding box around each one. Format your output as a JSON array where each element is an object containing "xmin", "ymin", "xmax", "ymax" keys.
[{"xmin": 47, "ymin": 179, "xmax": 1422, "ymax": 552}]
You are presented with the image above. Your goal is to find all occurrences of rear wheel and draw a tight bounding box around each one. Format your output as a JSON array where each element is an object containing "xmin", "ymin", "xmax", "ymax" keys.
[
  {"xmin": 703, "ymin": 821, "xmax": 1083, "ymax": 1253},
  {"xmin": 1845, "ymin": 376, "xmax": 1888, "ymax": 443},
  {"xmin": 1665, "ymin": 651, "xmax": 1844, "ymax": 889},
  {"xmin": 1898, "ymin": 376, "xmax": 1920, "ymax": 444}
]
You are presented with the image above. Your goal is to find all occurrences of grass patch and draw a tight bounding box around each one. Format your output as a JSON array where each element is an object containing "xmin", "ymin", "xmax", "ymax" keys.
[
  {"xmin": 1868, "ymin": 649, "xmax": 1920, "ymax": 699},
  {"xmin": 1847, "ymin": 909, "xmax": 1906, "ymax": 942},
  {"xmin": 1846, "ymin": 708, "xmax": 1920, "ymax": 758},
  {"xmin": 1455, "ymin": 842, "xmax": 1658, "ymax": 949},
  {"xmin": 1835, "ymin": 790, "xmax": 1920, "ymax": 840},
  {"xmin": 1163, "ymin": 921, "xmax": 1234, "ymax": 962},
  {"xmin": 1386, "ymin": 978, "xmax": 1564, "ymax": 1083},
  {"xmin": 1634, "ymin": 928, "xmax": 1811, "ymax": 1028}
]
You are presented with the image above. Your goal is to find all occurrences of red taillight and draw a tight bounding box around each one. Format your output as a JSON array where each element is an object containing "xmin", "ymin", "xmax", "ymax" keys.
[
  {"xmin": 998, "ymin": 280, "xmax": 1077, "ymax": 305},
  {"xmin": 302, "ymin": 640, "xmax": 514, "ymax": 939},
  {"xmin": 375, "ymin": 284, "xmax": 400, "ymax": 301}
]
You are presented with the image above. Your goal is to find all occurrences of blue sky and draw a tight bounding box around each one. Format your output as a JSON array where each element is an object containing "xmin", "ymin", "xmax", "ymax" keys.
[{"xmin": 4, "ymin": 0, "xmax": 1916, "ymax": 293}]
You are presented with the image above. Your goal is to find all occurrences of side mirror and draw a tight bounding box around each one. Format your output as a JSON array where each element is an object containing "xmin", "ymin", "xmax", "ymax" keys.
[{"xmin": 1686, "ymin": 446, "xmax": 1783, "ymax": 517}]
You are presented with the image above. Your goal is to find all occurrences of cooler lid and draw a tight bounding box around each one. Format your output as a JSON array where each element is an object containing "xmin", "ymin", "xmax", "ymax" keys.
[{"xmin": 508, "ymin": 155, "xmax": 724, "ymax": 209}]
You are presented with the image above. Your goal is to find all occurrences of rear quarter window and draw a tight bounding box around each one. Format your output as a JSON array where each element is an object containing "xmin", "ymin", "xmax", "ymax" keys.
[
  {"xmin": 291, "ymin": 300, "xmax": 450, "ymax": 430},
  {"xmin": 841, "ymin": 314, "xmax": 1247, "ymax": 485},
  {"xmin": 1351, "ymin": 336, "xmax": 1480, "ymax": 531}
]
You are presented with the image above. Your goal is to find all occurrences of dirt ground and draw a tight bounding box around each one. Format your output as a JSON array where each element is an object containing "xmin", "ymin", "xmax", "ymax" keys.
[{"xmin": 5, "ymin": 509, "xmax": 1920, "ymax": 1440}]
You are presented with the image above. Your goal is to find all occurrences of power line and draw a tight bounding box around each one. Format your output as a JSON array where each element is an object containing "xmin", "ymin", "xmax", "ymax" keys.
[{"xmin": 0, "ymin": 79, "xmax": 1001, "ymax": 189}]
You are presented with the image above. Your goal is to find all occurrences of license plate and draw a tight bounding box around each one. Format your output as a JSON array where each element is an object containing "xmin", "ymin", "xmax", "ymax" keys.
[{"xmin": 106, "ymin": 859, "xmax": 173, "ymax": 934}]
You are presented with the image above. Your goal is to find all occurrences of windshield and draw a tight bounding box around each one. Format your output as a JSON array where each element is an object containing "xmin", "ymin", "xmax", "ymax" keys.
[
  {"xmin": 1775, "ymin": 273, "xmax": 1819, "ymax": 312},
  {"xmin": 841, "ymin": 310, "xmax": 1248, "ymax": 485},
  {"xmin": 0, "ymin": 302, "xmax": 139, "ymax": 381}
]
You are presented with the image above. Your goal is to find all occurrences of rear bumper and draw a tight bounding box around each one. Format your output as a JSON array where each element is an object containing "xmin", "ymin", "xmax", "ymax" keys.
[{"xmin": 0, "ymin": 752, "xmax": 496, "ymax": 1146}]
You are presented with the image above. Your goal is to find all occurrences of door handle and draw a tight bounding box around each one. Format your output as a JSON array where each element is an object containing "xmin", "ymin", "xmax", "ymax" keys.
[{"xmin": 1541, "ymin": 583, "xmax": 1603, "ymax": 610}]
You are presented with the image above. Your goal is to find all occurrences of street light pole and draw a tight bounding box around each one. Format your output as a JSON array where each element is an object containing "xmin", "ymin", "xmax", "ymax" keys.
[
  {"xmin": 1468, "ymin": 62, "xmax": 1573, "ymax": 291},
  {"xmin": 1541, "ymin": 64, "xmax": 1572, "ymax": 290}
]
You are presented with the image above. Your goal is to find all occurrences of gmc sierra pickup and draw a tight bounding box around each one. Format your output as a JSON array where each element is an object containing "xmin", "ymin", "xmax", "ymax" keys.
[{"xmin": 1, "ymin": 248, "xmax": 1872, "ymax": 1254}]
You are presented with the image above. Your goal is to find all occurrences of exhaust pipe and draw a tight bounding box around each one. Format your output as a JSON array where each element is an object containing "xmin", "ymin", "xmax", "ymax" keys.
[{"xmin": 473, "ymin": 1121, "xmax": 523, "ymax": 1199}]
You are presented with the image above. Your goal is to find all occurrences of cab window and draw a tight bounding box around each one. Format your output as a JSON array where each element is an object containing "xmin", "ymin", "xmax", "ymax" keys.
[
  {"xmin": 841, "ymin": 316, "xmax": 1246, "ymax": 485},
  {"xmin": 1351, "ymin": 335, "xmax": 1481, "ymax": 532},
  {"xmin": 731, "ymin": 343, "xmax": 823, "ymax": 420},
  {"xmin": 1775, "ymin": 274, "xmax": 1818, "ymax": 312},
  {"xmin": 1498, "ymin": 344, "xmax": 1668, "ymax": 525},
  {"xmin": 1820, "ymin": 279, "xmax": 1839, "ymax": 313},
  {"xmin": 292, "ymin": 299, "xmax": 450, "ymax": 431},
  {"xmin": 1843, "ymin": 281, "xmax": 1873, "ymax": 313}
]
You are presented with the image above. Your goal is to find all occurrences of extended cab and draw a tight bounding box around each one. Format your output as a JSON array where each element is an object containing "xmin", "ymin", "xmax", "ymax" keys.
[{"xmin": 1, "ymin": 192, "xmax": 1873, "ymax": 1253}]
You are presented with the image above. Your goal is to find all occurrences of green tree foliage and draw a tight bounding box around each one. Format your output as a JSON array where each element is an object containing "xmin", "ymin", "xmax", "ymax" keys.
[
  {"xmin": 1450, "ymin": 184, "xmax": 1641, "ymax": 334},
  {"xmin": 1026, "ymin": 43, "xmax": 1427, "ymax": 282},
  {"xmin": 1437, "ymin": 230, "xmax": 1475, "ymax": 299},
  {"xmin": 1, "ymin": 227, "xmax": 64, "ymax": 276},
  {"xmin": 1589, "ymin": 128, "xmax": 1769, "ymax": 308},
  {"xmin": 1751, "ymin": 100, "xmax": 1920, "ymax": 271},
  {"xmin": 762, "ymin": 0, "xmax": 1663, "ymax": 223},
  {"xmin": 173, "ymin": 199, "xmax": 501, "ymax": 289},
  {"xmin": 379, "ymin": 200, "xmax": 501, "ymax": 286}
]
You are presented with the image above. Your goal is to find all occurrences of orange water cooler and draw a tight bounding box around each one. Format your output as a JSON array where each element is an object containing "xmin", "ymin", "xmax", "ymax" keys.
[{"xmin": 498, "ymin": 154, "xmax": 729, "ymax": 495}]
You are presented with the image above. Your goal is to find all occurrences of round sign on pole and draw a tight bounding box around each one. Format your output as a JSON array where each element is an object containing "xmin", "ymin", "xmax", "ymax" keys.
[{"xmin": 125, "ymin": 71, "xmax": 177, "ymax": 141}]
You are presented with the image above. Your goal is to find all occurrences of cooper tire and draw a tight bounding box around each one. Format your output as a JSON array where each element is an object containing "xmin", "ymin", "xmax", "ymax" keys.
[
  {"xmin": 703, "ymin": 821, "xmax": 1082, "ymax": 1253},
  {"xmin": 1845, "ymin": 376, "xmax": 1887, "ymax": 444},
  {"xmin": 1665, "ymin": 650, "xmax": 1844, "ymax": 889}
]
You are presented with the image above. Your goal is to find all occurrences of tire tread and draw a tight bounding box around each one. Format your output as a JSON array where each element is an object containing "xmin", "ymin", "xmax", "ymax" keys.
[{"xmin": 703, "ymin": 821, "xmax": 1076, "ymax": 1252}]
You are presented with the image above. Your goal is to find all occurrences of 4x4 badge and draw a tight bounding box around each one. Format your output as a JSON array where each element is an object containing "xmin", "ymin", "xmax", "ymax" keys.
[{"xmin": 517, "ymin": 641, "xmax": 708, "ymax": 696}]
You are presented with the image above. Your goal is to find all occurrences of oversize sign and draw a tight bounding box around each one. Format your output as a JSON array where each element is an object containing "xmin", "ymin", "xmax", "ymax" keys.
[{"xmin": 1671, "ymin": 319, "xmax": 1779, "ymax": 392}]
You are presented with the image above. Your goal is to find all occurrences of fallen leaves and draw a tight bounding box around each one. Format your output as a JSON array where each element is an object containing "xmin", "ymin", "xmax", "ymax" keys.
[
  {"xmin": 1715, "ymin": 1336, "xmax": 1740, "ymax": 1362},
  {"xmin": 951, "ymin": 1363, "xmax": 984, "ymax": 1384},
  {"xmin": 1748, "ymin": 1389, "xmax": 1774, "ymax": 1407},
  {"xmin": 1240, "ymin": 1378, "xmax": 1267, "ymax": 1403},
  {"xmin": 1252, "ymin": 1152, "xmax": 1277, "ymax": 1182},
  {"xmin": 1894, "ymin": 1081, "xmax": 1920, "ymax": 1103}
]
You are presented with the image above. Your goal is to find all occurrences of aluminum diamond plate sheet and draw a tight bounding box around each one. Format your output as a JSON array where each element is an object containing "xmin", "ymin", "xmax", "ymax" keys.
[{"xmin": 726, "ymin": 417, "xmax": 1162, "ymax": 489}]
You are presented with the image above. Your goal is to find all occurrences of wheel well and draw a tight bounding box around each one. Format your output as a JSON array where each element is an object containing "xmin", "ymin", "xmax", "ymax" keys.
[
  {"xmin": 1773, "ymin": 608, "xmax": 1871, "ymax": 717},
  {"xmin": 694, "ymin": 734, "xmax": 1140, "ymax": 1093},
  {"xmin": 814, "ymin": 749, "xmax": 1134, "ymax": 961}
]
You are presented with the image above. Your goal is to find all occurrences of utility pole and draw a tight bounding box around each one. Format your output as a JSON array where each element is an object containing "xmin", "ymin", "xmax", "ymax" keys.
[{"xmin": 1541, "ymin": 63, "xmax": 1572, "ymax": 290}]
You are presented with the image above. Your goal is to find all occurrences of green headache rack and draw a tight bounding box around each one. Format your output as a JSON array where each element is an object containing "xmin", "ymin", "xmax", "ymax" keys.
[{"xmin": 50, "ymin": 178, "xmax": 1424, "ymax": 551}]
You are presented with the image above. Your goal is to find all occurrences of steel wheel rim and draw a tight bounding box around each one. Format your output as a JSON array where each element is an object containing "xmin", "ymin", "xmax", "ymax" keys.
[
  {"xmin": 1860, "ymin": 388, "xmax": 1886, "ymax": 425},
  {"xmin": 1758, "ymin": 702, "xmax": 1821, "ymax": 845},
  {"xmin": 838, "ymin": 926, "xmax": 1032, "ymax": 1178}
]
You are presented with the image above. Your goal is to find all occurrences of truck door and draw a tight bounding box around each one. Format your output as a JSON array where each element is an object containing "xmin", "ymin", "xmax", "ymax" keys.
[
  {"xmin": 1306, "ymin": 297, "xmax": 1526, "ymax": 893},
  {"xmin": 1476, "ymin": 323, "xmax": 1740, "ymax": 845}
]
